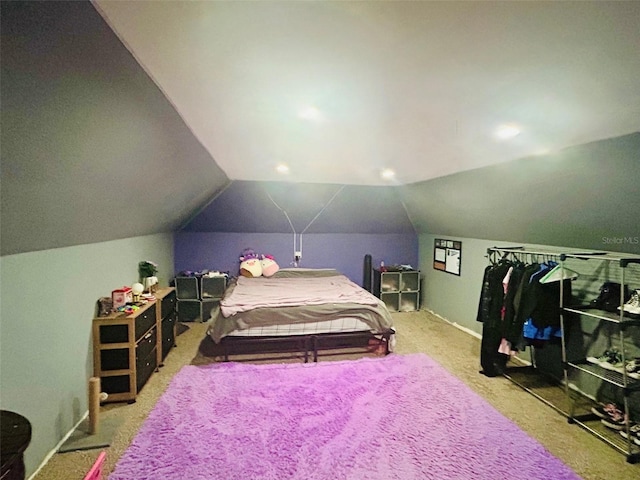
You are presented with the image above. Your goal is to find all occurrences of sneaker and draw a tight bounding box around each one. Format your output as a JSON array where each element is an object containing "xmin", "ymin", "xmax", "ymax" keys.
[
  {"xmin": 601, "ymin": 351, "xmax": 625, "ymax": 372},
  {"xmin": 592, "ymin": 282, "xmax": 629, "ymax": 312},
  {"xmin": 625, "ymin": 358, "xmax": 640, "ymax": 379},
  {"xmin": 620, "ymin": 423, "xmax": 640, "ymax": 446},
  {"xmin": 618, "ymin": 289, "xmax": 640, "ymax": 318},
  {"xmin": 591, "ymin": 403, "xmax": 620, "ymax": 419},
  {"xmin": 587, "ymin": 348, "xmax": 624, "ymax": 372},
  {"xmin": 601, "ymin": 407, "xmax": 628, "ymax": 430}
]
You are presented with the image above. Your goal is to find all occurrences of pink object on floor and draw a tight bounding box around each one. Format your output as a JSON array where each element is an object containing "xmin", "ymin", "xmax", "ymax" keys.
[{"xmin": 83, "ymin": 451, "xmax": 106, "ymax": 480}]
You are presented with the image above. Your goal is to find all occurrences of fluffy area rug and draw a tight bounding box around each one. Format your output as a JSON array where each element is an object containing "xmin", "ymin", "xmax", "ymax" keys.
[{"xmin": 109, "ymin": 354, "xmax": 581, "ymax": 480}]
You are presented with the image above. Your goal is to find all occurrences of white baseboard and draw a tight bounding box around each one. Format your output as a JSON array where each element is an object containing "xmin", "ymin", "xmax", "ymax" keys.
[
  {"xmin": 422, "ymin": 307, "xmax": 482, "ymax": 340},
  {"xmin": 27, "ymin": 410, "xmax": 88, "ymax": 480}
]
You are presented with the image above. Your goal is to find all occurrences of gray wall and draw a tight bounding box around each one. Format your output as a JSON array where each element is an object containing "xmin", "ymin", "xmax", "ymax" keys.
[
  {"xmin": 0, "ymin": 3, "xmax": 225, "ymax": 477},
  {"xmin": 417, "ymin": 233, "xmax": 640, "ymax": 416},
  {"xmin": 402, "ymin": 132, "xmax": 640, "ymax": 256},
  {"xmin": 1, "ymin": 1, "xmax": 229, "ymax": 256},
  {"xmin": 0, "ymin": 234, "xmax": 174, "ymax": 478}
]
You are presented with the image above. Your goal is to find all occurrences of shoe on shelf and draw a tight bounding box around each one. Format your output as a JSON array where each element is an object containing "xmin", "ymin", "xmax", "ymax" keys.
[
  {"xmin": 625, "ymin": 358, "xmax": 640, "ymax": 379},
  {"xmin": 601, "ymin": 407, "xmax": 628, "ymax": 430},
  {"xmin": 591, "ymin": 403, "xmax": 621, "ymax": 420},
  {"xmin": 587, "ymin": 348, "xmax": 624, "ymax": 372},
  {"xmin": 620, "ymin": 423, "xmax": 640, "ymax": 446},
  {"xmin": 618, "ymin": 289, "xmax": 640, "ymax": 318}
]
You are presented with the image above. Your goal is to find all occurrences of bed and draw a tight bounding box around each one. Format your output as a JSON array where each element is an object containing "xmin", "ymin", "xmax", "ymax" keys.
[{"xmin": 200, "ymin": 268, "xmax": 396, "ymax": 361}]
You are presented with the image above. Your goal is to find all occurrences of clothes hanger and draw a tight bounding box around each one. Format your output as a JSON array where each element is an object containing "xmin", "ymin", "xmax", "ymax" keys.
[{"xmin": 539, "ymin": 264, "xmax": 579, "ymax": 284}]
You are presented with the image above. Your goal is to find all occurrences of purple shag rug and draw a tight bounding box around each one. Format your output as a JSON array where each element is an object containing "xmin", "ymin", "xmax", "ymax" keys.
[{"xmin": 109, "ymin": 354, "xmax": 581, "ymax": 480}]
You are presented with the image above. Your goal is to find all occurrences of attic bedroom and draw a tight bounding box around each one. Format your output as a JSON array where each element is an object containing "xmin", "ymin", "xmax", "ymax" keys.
[{"xmin": 1, "ymin": 1, "xmax": 639, "ymax": 479}]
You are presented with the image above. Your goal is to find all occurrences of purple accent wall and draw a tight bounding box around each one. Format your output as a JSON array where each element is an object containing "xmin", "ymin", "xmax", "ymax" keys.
[{"xmin": 174, "ymin": 232, "xmax": 418, "ymax": 286}]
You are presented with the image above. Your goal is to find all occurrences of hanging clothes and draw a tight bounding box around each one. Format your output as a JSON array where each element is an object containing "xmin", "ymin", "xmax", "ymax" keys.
[
  {"xmin": 477, "ymin": 259, "xmax": 512, "ymax": 377},
  {"xmin": 511, "ymin": 261, "xmax": 571, "ymax": 350},
  {"xmin": 479, "ymin": 252, "xmax": 574, "ymax": 377}
]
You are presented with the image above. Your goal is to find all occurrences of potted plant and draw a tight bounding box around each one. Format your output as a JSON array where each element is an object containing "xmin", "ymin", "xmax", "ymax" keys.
[{"xmin": 138, "ymin": 260, "xmax": 158, "ymax": 292}]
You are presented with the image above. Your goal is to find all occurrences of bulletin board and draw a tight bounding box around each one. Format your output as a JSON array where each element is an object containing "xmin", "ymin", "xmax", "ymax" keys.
[{"xmin": 433, "ymin": 239, "xmax": 462, "ymax": 276}]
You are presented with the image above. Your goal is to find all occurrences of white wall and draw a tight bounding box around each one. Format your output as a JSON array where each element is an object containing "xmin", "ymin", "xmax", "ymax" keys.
[{"xmin": 0, "ymin": 233, "xmax": 173, "ymax": 478}]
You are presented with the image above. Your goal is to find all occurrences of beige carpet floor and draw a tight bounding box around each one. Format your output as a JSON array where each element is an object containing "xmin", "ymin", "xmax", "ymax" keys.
[{"xmin": 33, "ymin": 311, "xmax": 639, "ymax": 480}]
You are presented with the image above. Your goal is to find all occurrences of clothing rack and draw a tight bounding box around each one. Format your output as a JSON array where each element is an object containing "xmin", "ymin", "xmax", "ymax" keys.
[
  {"xmin": 482, "ymin": 246, "xmax": 574, "ymax": 416},
  {"xmin": 484, "ymin": 246, "xmax": 640, "ymax": 463}
]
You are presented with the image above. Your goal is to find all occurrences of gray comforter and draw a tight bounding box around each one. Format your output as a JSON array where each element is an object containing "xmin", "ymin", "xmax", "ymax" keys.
[{"xmin": 208, "ymin": 269, "xmax": 394, "ymax": 343}]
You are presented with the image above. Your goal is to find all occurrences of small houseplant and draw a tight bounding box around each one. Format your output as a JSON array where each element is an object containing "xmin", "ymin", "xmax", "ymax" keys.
[{"xmin": 138, "ymin": 260, "xmax": 158, "ymax": 292}]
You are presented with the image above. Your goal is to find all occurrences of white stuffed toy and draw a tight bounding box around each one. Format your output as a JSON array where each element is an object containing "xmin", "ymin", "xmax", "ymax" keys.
[{"xmin": 239, "ymin": 249, "xmax": 262, "ymax": 278}]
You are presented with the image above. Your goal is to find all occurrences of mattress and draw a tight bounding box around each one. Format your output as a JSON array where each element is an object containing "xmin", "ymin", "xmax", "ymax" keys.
[{"xmin": 208, "ymin": 268, "xmax": 394, "ymax": 343}]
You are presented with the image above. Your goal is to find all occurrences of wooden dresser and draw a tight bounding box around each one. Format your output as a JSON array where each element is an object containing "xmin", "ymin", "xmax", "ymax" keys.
[{"xmin": 92, "ymin": 287, "xmax": 176, "ymax": 403}]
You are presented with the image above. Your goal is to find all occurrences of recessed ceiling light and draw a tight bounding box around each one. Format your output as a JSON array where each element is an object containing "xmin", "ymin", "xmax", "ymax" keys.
[
  {"xmin": 276, "ymin": 164, "xmax": 289, "ymax": 174},
  {"xmin": 298, "ymin": 105, "xmax": 322, "ymax": 121},
  {"xmin": 381, "ymin": 168, "xmax": 395, "ymax": 180},
  {"xmin": 495, "ymin": 124, "xmax": 521, "ymax": 140}
]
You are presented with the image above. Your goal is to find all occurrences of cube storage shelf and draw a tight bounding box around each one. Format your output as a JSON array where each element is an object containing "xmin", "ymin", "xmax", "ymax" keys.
[
  {"xmin": 373, "ymin": 269, "xmax": 420, "ymax": 312},
  {"xmin": 93, "ymin": 287, "xmax": 176, "ymax": 403},
  {"xmin": 175, "ymin": 275, "xmax": 227, "ymax": 322}
]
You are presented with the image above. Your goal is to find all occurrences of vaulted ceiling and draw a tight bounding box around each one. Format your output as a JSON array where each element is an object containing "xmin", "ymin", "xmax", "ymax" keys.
[
  {"xmin": 95, "ymin": 0, "xmax": 640, "ymax": 185},
  {"xmin": 2, "ymin": 1, "xmax": 639, "ymax": 257}
]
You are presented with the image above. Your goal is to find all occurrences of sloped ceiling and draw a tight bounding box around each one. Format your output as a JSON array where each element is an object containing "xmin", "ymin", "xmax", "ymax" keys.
[
  {"xmin": 1, "ymin": 1, "xmax": 229, "ymax": 256},
  {"xmin": 95, "ymin": 0, "xmax": 640, "ymax": 185},
  {"xmin": 182, "ymin": 181, "xmax": 415, "ymax": 234},
  {"xmin": 399, "ymin": 132, "xmax": 640, "ymax": 254},
  {"xmin": 2, "ymin": 1, "xmax": 639, "ymax": 257}
]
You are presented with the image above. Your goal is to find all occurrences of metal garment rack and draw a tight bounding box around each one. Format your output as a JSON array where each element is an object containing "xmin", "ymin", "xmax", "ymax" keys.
[
  {"xmin": 485, "ymin": 246, "xmax": 572, "ymax": 416},
  {"xmin": 486, "ymin": 246, "xmax": 640, "ymax": 463}
]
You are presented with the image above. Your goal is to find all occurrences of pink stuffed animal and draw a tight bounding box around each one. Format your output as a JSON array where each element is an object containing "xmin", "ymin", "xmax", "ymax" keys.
[{"xmin": 260, "ymin": 254, "xmax": 280, "ymax": 277}]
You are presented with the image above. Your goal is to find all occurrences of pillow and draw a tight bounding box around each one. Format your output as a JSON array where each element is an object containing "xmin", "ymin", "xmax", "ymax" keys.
[
  {"xmin": 240, "ymin": 258, "xmax": 262, "ymax": 278},
  {"xmin": 260, "ymin": 255, "xmax": 280, "ymax": 277}
]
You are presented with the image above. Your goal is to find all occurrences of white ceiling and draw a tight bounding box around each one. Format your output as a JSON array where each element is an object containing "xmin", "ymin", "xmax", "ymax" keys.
[{"xmin": 94, "ymin": 1, "xmax": 640, "ymax": 186}]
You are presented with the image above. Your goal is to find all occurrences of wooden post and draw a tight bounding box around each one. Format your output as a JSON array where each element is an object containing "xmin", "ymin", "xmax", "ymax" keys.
[{"xmin": 88, "ymin": 377, "xmax": 101, "ymax": 435}]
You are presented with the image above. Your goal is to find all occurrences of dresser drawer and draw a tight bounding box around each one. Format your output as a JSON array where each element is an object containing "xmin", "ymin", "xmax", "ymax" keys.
[
  {"xmin": 100, "ymin": 348, "xmax": 129, "ymax": 371},
  {"xmin": 136, "ymin": 349, "xmax": 157, "ymax": 394},
  {"xmin": 161, "ymin": 290, "xmax": 177, "ymax": 319},
  {"xmin": 135, "ymin": 307, "xmax": 156, "ymax": 340},
  {"xmin": 101, "ymin": 375, "xmax": 131, "ymax": 395},
  {"xmin": 136, "ymin": 326, "xmax": 157, "ymax": 362}
]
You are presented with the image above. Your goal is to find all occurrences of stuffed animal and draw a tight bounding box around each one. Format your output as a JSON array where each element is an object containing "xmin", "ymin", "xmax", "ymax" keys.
[
  {"xmin": 260, "ymin": 254, "xmax": 280, "ymax": 277},
  {"xmin": 239, "ymin": 248, "xmax": 262, "ymax": 278}
]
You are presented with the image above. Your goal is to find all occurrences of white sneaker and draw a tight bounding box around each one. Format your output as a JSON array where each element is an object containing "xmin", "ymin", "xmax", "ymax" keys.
[{"xmin": 618, "ymin": 289, "xmax": 640, "ymax": 318}]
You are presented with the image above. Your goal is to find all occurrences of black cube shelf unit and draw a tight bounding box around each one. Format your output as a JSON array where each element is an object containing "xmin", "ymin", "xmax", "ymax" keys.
[
  {"xmin": 175, "ymin": 275, "xmax": 227, "ymax": 322},
  {"xmin": 373, "ymin": 269, "xmax": 420, "ymax": 312}
]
